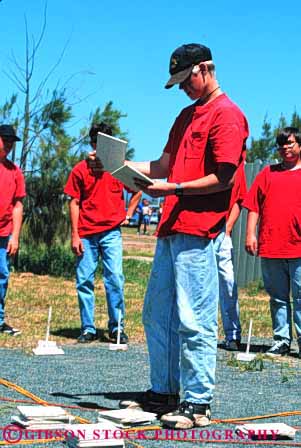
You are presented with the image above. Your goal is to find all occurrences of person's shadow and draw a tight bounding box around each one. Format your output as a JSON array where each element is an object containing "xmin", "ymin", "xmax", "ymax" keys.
[
  {"xmin": 218, "ymin": 341, "xmax": 271, "ymax": 353},
  {"xmin": 50, "ymin": 390, "xmax": 144, "ymax": 410},
  {"xmin": 51, "ymin": 328, "xmax": 111, "ymax": 342}
]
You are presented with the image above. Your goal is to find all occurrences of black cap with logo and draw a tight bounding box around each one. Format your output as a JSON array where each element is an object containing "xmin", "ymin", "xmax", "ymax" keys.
[
  {"xmin": 165, "ymin": 43, "xmax": 212, "ymax": 89},
  {"xmin": 0, "ymin": 124, "xmax": 21, "ymax": 141}
]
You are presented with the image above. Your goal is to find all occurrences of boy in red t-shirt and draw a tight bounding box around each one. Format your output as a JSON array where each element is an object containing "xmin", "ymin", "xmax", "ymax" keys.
[
  {"xmin": 0, "ymin": 125, "xmax": 26, "ymax": 336},
  {"xmin": 243, "ymin": 127, "xmax": 301, "ymax": 357},
  {"xmin": 64, "ymin": 122, "xmax": 141, "ymax": 344}
]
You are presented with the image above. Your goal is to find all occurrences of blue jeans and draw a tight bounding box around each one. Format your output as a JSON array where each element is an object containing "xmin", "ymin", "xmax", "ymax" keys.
[
  {"xmin": 261, "ymin": 258, "xmax": 301, "ymax": 345},
  {"xmin": 143, "ymin": 233, "xmax": 219, "ymax": 404},
  {"xmin": 0, "ymin": 236, "xmax": 10, "ymax": 326},
  {"xmin": 76, "ymin": 228, "xmax": 125, "ymax": 334},
  {"xmin": 214, "ymin": 234, "xmax": 241, "ymax": 342}
]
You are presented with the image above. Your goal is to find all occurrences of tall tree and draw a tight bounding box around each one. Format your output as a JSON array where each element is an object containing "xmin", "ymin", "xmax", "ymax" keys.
[
  {"xmin": 247, "ymin": 115, "xmax": 276, "ymax": 162},
  {"xmin": 290, "ymin": 110, "xmax": 301, "ymax": 130},
  {"xmin": 3, "ymin": 5, "xmax": 68, "ymax": 171},
  {"xmin": 247, "ymin": 111, "xmax": 301, "ymax": 162},
  {"xmin": 78, "ymin": 101, "xmax": 135, "ymax": 160},
  {"xmin": 23, "ymin": 91, "xmax": 80, "ymax": 247}
]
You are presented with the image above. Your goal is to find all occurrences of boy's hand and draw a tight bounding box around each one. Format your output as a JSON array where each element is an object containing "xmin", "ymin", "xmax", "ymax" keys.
[
  {"xmin": 120, "ymin": 218, "xmax": 130, "ymax": 226},
  {"xmin": 245, "ymin": 234, "xmax": 258, "ymax": 256},
  {"xmin": 134, "ymin": 179, "xmax": 175, "ymax": 198},
  {"xmin": 71, "ymin": 235, "xmax": 85, "ymax": 256},
  {"xmin": 7, "ymin": 237, "xmax": 19, "ymax": 256}
]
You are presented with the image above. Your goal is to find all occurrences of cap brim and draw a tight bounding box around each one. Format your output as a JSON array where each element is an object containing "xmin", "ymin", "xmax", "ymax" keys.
[
  {"xmin": 165, "ymin": 66, "xmax": 193, "ymax": 89},
  {"xmin": 0, "ymin": 135, "xmax": 21, "ymax": 141}
]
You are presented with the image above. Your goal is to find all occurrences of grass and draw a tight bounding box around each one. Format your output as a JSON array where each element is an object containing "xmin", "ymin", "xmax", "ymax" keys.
[
  {"xmin": 2, "ymin": 260, "xmax": 151, "ymax": 350},
  {"xmin": 1, "ymin": 230, "xmax": 275, "ymax": 351},
  {"xmin": 2, "ymin": 266, "xmax": 273, "ymax": 351},
  {"xmin": 227, "ymin": 354, "xmax": 265, "ymax": 372}
]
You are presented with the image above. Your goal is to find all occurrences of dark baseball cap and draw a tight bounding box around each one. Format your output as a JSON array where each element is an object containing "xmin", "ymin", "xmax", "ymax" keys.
[
  {"xmin": 165, "ymin": 43, "xmax": 213, "ymax": 89},
  {"xmin": 0, "ymin": 124, "xmax": 21, "ymax": 141}
]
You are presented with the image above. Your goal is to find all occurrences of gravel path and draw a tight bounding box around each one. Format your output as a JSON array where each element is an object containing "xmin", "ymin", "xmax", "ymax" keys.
[{"xmin": 0, "ymin": 339, "xmax": 301, "ymax": 447}]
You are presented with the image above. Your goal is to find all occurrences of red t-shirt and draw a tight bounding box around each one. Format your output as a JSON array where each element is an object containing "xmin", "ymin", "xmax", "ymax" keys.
[
  {"xmin": 228, "ymin": 161, "xmax": 248, "ymax": 214},
  {"xmin": 243, "ymin": 164, "xmax": 301, "ymax": 258},
  {"xmin": 157, "ymin": 94, "xmax": 249, "ymax": 239},
  {"xmin": 0, "ymin": 160, "xmax": 26, "ymax": 237},
  {"xmin": 64, "ymin": 160, "xmax": 127, "ymax": 237}
]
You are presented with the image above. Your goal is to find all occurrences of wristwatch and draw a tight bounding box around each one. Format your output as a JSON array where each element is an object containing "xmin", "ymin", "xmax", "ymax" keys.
[
  {"xmin": 175, "ymin": 183, "xmax": 184, "ymax": 197},
  {"xmin": 126, "ymin": 215, "xmax": 131, "ymax": 220}
]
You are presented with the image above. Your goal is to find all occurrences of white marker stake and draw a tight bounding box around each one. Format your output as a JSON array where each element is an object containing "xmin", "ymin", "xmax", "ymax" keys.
[
  {"xmin": 246, "ymin": 318, "xmax": 253, "ymax": 354},
  {"xmin": 45, "ymin": 306, "xmax": 52, "ymax": 343},
  {"xmin": 33, "ymin": 306, "xmax": 64, "ymax": 355},
  {"xmin": 117, "ymin": 309, "xmax": 121, "ymax": 345},
  {"xmin": 236, "ymin": 319, "xmax": 256, "ymax": 362},
  {"xmin": 109, "ymin": 309, "xmax": 127, "ymax": 351}
]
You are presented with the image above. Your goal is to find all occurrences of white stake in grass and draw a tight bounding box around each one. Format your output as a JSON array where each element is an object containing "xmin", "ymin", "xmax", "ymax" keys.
[
  {"xmin": 109, "ymin": 309, "xmax": 127, "ymax": 351},
  {"xmin": 236, "ymin": 319, "xmax": 256, "ymax": 362},
  {"xmin": 33, "ymin": 306, "xmax": 64, "ymax": 356},
  {"xmin": 45, "ymin": 305, "xmax": 52, "ymax": 342}
]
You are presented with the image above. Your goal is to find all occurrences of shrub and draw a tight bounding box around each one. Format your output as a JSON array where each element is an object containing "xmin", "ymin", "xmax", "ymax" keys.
[
  {"xmin": 16, "ymin": 244, "xmax": 152, "ymax": 280},
  {"xmin": 17, "ymin": 244, "xmax": 75, "ymax": 277}
]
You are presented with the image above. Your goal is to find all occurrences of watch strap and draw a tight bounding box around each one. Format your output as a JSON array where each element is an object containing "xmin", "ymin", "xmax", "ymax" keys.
[{"xmin": 175, "ymin": 183, "xmax": 184, "ymax": 196}]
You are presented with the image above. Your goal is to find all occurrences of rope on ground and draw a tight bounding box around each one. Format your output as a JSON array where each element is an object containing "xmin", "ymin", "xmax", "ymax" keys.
[
  {"xmin": 213, "ymin": 410, "xmax": 301, "ymax": 424},
  {"xmin": 0, "ymin": 378, "xmax": 89, "ymax": 424},
  {"xmin": 0, "ymin": 379, "xmax": 148, "ymax": 448},
  {"xmin": 1, "ymin": 377, "xmax": 301, "ymax": 448}
]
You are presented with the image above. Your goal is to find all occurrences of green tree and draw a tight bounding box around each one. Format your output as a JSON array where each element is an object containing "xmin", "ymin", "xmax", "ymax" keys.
[
  {"xmin": 290, "ymin": 110, "xmax": 301, "ymax": 129},
  {"xmin": 78, "ymin": 101, "xmax": 135, "ymax": 160},
  {"xmin": 248, "ymin": 111, "xmax": 301, "ymax": 162},
  {"xmin": 247, "ymin": 115, "xmax": 276, "ymax": 162},
  {"xmin": 22, "ymin": 91, "xmax": 80, "ymax": 247},
  {"xmin": 1, "ymin": 7, "xmax": 136, "ymax": 249}
]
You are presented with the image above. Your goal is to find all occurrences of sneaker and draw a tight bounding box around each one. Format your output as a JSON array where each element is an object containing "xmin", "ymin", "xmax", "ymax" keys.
[
  {"xmin": 77, "ymin": 331, "xmax": 97, "ymax": 343},
  {"xmin": 161, "ymin": 401, "xmax": 211, "ymax": 429},
  {"xmin": 109, "ymin": 330, "xmax": 128, "ymax": 344},
  {"xmin": 266, "ymin": 340, "xmax": 290, "ymax": 357},
  {"xmin": 0, "ymin": 323, "xmax": 21, "ymax": 336},
  {"xmin": 223, "ymin": 339, "xmax": 241, "ymax": 351},
  {"xmin": 119, "ymin": 389, "xmax": 180, "ymax": 417}
]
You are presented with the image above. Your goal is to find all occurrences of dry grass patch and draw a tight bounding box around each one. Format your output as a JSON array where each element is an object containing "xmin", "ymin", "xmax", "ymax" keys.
[
  {"xmin": 3, "ymin": 260, "xmax": 150, "ymax": 350},
  {"xmin": 3, "ymin": 272, "xmax": 273, "ymax": 350}
]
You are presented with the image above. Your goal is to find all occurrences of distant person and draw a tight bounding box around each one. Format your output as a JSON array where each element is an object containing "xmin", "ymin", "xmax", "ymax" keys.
[
  {"xmin": 215, "ymin": 163, "xmax": 247, "ymax": 351},
  {"xmin": 0, "ymin": 125, "xmax": 25, "ymax": 336},
  {"xmin": 244, "ymin": 127, "xmax": 301, "ymax": 357},
  {"xmin": 64, "ymin": 122, "xmax": 141, "ymax": 343},
  {"xmin": 119, "ymin": 43, "xmax": 248, "ymax": 429},
  {"xmin": 141, "ymin": 198, "xmax": 152, "ymax": 235},
  {"xmin": 136, "ymin": 201, "xmax": 143, "ymax": 235}
]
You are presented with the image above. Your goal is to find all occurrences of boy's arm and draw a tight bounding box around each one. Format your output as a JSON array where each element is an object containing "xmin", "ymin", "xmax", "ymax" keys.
[
  {"xmin": 125, "ymin": 152, "xmax": 170, "ymax": 179},
  {"xmin": 69, "ymin": 198, "xmax": 85, "ymax": 256},
  {"xmin": 7, "ymin": 200, "xmax": 24, "ymax": 256},
  {"xmin": 245, "ymin": 211, "xmax": 259, "ymax": 256},
  {"xmin": 226, "ymin": 202, "xmax": 241, "ymax": 236},
  {"xmin": 123, "ymin": 191, "xmax": 142, "ymax": 225}
]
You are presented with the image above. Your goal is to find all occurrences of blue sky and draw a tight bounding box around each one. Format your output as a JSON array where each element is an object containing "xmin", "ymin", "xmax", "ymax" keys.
[{"xmin": 0, "ymin": 0, "xmax": 301, "ymax": 162}]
